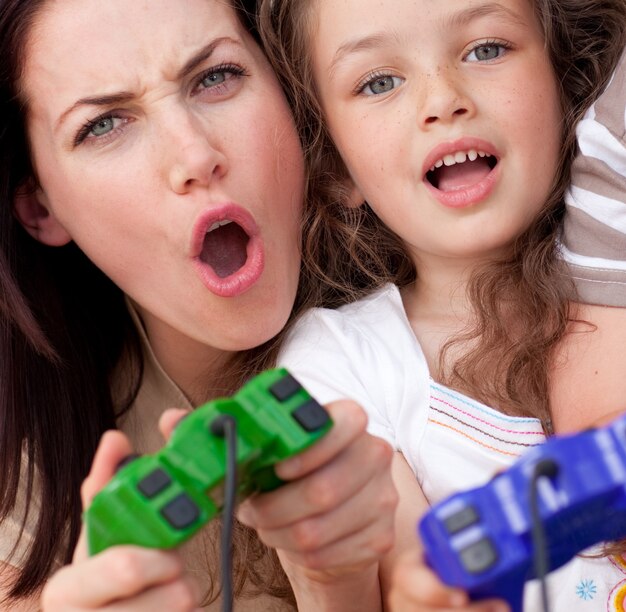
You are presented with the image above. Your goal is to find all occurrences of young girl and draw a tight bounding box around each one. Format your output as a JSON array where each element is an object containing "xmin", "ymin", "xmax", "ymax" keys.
[
  {"xmin": 390, "ymin": 45, "xmax": 626, "ymax": 611},
  {"xmin": 389, "ymin": 46, "xmax": 626, "ymax": 611},
  {"xmin": 0, "ymin": 0, "xmax": 397, "ymax": 609},
  {"xmin": 256, "ymin": 0, "xmax": 626, "ymax": 609}
]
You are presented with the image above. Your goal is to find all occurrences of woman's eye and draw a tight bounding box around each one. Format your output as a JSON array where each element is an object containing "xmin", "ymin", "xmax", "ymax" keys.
[
  {"xmin": 90, "ymin": 117, "xmax": 116, "ymax": 137},
  {"xmin": 75, "ymin": 115, "xmax": 126, "ymax": 146},
  {"xmin": 201, "ymin": 71, "xmax": 227, "ymax": 88},
  {"xmin": 466, "ymin": 43, "xmax": 507, "ymax": 62},
  {"xmin": 194, "ymin": 64, "xmax": 246, "ymax": 95},
  {"xmin": 360, "ymin": 74, "xmax": 403, "ymax": 96}
]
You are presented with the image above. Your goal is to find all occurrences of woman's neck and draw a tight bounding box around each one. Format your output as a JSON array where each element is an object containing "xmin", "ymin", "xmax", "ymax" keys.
[{"xmin": 128, "ymin": 300, "xmax": 233, "ymax": 406}]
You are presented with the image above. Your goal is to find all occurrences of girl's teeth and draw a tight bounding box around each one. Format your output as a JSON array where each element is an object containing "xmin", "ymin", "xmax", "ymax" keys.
[
  {"xmin": 454, "ymin": 151, "xmax": 467, "ymax": 163},
  {"xmin": 429, "ymin": 149, "xmax": 492, "ymax": 172}
]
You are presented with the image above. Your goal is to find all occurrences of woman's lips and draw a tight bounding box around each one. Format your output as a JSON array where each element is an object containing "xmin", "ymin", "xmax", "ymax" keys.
[{"xmin": 191, "ymin": 204, "xmax": 264, "ymax": 298}]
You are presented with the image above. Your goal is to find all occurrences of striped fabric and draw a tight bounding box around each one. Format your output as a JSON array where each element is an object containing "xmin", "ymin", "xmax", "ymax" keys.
[
  {"xmin": 560, "ymin": 49, "xmax": 626, "ymax": 306},
  {"xmin": 428, "ymin": 380, "xmax": 545, "ymax": 461},
  {"xmin": 417, "ymin": 379, "xmax": 545, "ymax": 506}
]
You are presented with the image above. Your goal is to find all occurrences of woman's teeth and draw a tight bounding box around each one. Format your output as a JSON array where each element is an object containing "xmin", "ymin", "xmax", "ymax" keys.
[{"xmin": 207, "ymin": 219, "xmax": 233, "ymax": 233}]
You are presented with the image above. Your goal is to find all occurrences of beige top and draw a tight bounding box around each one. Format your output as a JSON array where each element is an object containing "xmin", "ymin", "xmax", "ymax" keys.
[
  {"xmin": 561, "ymin": 48, "xmax": 626, "ymax": 306},
  {"xmin": 0, "ymin": 305, "xmax": 294, "ymax": 610}
]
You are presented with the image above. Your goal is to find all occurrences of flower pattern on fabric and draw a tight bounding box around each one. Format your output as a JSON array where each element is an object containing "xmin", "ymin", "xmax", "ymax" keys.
[{"xmin": 576, "ymin": 579, "xmax": 597, "ymax": 601}]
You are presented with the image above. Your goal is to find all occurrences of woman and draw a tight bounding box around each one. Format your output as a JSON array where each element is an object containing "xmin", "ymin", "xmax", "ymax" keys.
[{"xmin": 0, "ymin": 0, "xmax": 397, "ymax": 609}]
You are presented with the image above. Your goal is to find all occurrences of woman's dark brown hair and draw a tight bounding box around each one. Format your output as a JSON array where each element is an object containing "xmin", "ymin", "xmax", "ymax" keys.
[{"xmin": 0, "ymin": 0, "xmax": 302, "ymax": 605}]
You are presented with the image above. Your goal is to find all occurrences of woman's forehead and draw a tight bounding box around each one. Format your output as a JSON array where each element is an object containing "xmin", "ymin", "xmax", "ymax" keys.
[
  {"xmin": 23, "ymin": 0, "xmax": 246, "ymax": 85},
  {"xmin": 21, "ymin": 0, "xmax": 253, "ymax": 121}
]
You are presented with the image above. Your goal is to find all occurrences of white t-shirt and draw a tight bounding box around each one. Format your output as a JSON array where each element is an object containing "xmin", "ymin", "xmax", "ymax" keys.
[{"xmin": 279, "ymin": 283, "xmax": 626, "ymax": 611}]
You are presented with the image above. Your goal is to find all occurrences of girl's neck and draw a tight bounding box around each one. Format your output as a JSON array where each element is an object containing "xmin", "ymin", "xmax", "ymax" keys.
[
  {"xmin": 400, "ymin": 256, "xmax": 477, "ymax": 377},
  {"xmin": 401, "ymin": 254, "xmax": 477, "ymax": 324}
]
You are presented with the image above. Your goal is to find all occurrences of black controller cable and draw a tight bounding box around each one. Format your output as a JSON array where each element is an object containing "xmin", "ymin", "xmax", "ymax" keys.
[
  {"xmin": 528, "ymin": 458, "xmax": 559, "ymax": 612},
  {"xmin": 210, "ymin": 414, "xmax": 238, "ymax": 612}
]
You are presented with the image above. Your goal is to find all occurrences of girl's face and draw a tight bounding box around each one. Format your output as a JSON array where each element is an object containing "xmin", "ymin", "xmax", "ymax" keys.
[
  {"xmin": 310, "ymin": 0, "xmax": 562, "ymax": 267},
  {"xmin": 21, "ymin": 0, "xmax": 304, "ymax": 386}
]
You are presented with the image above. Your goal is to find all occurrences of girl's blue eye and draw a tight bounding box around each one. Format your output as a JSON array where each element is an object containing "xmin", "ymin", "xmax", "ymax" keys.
[
  {"xmin": 360, "ymin": 74, "xmax": 403, "ymax": 96},
  {"xmin": 466, "ymin": 43, "xmax": 506, "ymax": 62}
]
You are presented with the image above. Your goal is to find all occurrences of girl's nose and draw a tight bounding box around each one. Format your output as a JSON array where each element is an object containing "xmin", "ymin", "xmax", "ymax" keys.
[{"xmin": 418, "ymin": 66, "xmax": 474, "ymax": 128}]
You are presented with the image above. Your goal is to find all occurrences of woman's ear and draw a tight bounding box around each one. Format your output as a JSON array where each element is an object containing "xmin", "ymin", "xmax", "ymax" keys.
[{"xmin": 13, "ymin": 183, "xmax": 71, "ymax": 246}]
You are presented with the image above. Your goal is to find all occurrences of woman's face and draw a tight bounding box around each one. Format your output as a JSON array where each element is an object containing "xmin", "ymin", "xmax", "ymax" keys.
[{"xmin": 20, "ymin": 0, "xmax": 305, "ymax": 387}]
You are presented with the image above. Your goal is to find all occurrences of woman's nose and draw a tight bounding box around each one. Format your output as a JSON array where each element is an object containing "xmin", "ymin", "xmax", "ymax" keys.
[
  {"xmin": 417, "ymin": 66, "xmax": 474, "ymax": 128},
  {"xmin": 166, "ymin": 112, "xmax": 228, "ymax": 194}
]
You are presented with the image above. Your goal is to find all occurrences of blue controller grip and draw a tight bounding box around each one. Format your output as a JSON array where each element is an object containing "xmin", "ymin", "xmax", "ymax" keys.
[{"xmin": 419, "ymin": 414, "xmax": 626, "ymax": 612}]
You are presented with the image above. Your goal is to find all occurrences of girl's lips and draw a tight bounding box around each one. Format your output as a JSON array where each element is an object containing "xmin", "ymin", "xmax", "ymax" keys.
[
  {"xmin": 422, "ymin": 137, "xmax": 500, "ymax": 209},
  {"xmin": 191, "ymin": 203, "xmax": 264, "ymax": 298}
]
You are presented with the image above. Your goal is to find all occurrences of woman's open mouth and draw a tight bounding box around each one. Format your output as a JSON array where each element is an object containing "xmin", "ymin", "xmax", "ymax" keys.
[
  {"xmin": 192, "ymin": 204, "xmax": 264, "ymax": 298},
  {"xmin": 200, "ymin": 220, "xmax": 249, "ymax": 278}
]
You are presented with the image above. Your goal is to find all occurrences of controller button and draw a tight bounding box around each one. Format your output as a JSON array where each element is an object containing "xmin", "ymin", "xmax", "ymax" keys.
[
  {"xmin": 444, "ymin": 505, "xmax": 480, "ymax": 534},
  {"xmin": 116, "ymin": 453, "xmax": 141, "ymax": 472},
  {"xmin": 270, "ymin": 373, "xmax": 302, "ymax": 402},
  {"xmin": 161, "ymin": 493, "xmax": 200, "ymax": 530},
  {"xmin": 292, "ymin": 399, "xmax": 330, "ymax": 432},
  {"xmin": 459, "ymin": 537, "xmax": 498, "ymax": 574},
  {"xmin": 137, "ymin": 468, "xmax": 172, "ymax": 498}
]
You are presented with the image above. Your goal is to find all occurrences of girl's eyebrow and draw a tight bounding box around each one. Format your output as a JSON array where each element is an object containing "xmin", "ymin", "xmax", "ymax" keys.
[
  {"xmin": 444, "ymin": 2, "xmax": 528, "ymax": 30},
  {"xmin": 56, "ymin": 36, "xmax": 240, "ymax": 129},
  {"xmin": 328, "ymin": 1, "xmax": 526, "ymax": 75},
  {"xmin": 329, "ymin": 32, "xmax": 399, "ymax": 77}
]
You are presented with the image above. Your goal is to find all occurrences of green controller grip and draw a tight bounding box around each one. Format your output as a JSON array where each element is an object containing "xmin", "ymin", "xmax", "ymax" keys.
[{"xmin": 85, "ymin": 368, "xmax": 332, "ymax": 556}]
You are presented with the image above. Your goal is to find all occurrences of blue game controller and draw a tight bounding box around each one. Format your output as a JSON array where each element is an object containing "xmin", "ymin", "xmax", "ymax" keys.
[{"xmin": 419, "ymin": 413, "xmax": 626, "ymax": 612}]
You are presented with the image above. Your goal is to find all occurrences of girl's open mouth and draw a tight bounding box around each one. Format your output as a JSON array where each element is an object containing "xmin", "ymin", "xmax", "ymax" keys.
[{"xmin": 426, "ymin": 150, "xmax": 498, "ymax": 192}]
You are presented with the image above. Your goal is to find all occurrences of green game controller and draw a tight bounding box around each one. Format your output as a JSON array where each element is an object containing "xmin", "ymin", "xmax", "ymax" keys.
[{"xmin": 85, "ymin": 368, "xmax": 332, "ymax": 555}]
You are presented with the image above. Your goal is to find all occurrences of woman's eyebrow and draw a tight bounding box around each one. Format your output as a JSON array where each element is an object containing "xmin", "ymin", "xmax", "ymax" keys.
[
  {"xmin": 177, "ymin": 36, "xmax": 239, "ymax": 79},
  {"xmin": 56, "ymin": 36, "xmax": 240, "ymax": 129}
]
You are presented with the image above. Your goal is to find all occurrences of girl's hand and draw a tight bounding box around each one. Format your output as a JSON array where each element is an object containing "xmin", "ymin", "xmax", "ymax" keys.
[
  {"xmin": 388, "ymin": 550, "xmax": 510, "ymax": 612},
  {"xmin": 41, "ymin": 431, "xmax": 201, "ymax": 612}
]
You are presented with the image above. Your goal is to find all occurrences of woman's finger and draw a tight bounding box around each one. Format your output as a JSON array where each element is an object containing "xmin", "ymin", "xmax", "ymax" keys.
[
  {"xmin": 42, "ymin": 547, "xmax": 187, "ymax": 609},
  {"xmin": 158, "ymin": 408, "xmax": 190, "ymax": 441},
  {"xmin": 74, "ymin": 430, "xmax": 135, "ymax": 563},
  {"xmin": 239, "ymin": 431, "xmax": 392, "ymax": 529},
  {"xmin": 274, "ymin": 400, "xmax": 368, "ymax": 480}
]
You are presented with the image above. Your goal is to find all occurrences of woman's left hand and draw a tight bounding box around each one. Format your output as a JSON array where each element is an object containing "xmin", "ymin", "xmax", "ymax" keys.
[{"xmin": 236, "ymin": 400, "xmax": 398, "ymax": 608}]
